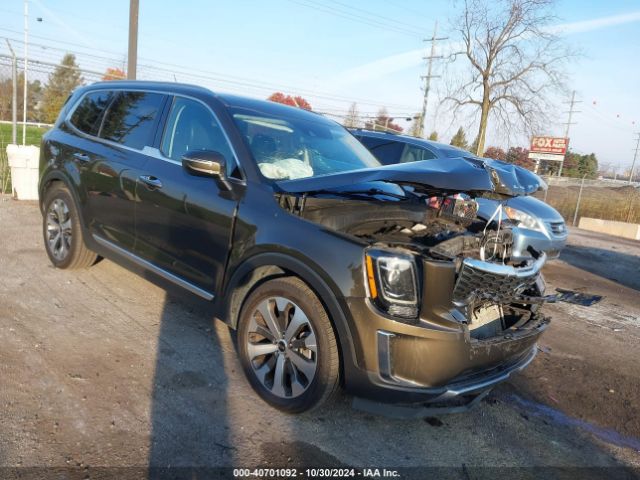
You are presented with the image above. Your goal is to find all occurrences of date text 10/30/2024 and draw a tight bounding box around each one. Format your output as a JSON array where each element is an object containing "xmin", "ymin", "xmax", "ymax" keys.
[{"xmin": 233, "ymin": 468, "xmax": 401, "ymax": 478}]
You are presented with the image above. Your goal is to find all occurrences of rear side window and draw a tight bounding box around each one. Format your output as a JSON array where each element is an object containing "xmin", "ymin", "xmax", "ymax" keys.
[
  {"xmin": 358, "ymin": 136, "xmax": 404, "ymax": 165},
  {"xmin": 99, "ymin": 91, "xmax": 164, "ymax": 150},
  {"xmin": 69, "ymin": 91, "xmax": 112, "ymax": 135},
  {"xmin": 399, "ymin": 145, "xmax": 437, "ymax": 163}
]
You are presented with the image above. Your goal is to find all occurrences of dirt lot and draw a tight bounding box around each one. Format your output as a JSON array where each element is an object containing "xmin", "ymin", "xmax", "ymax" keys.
[{"xmin": 1, "ymin": 198, "xmax": 639, "ymax": 477}]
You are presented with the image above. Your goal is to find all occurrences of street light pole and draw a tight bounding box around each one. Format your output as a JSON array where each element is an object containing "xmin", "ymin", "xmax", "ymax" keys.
[
  {"xmin": 22, "ymin": 0, "xmax": 28, "ymax": 145},
  {"xmin": 5, "ymin": 39, "xmax": 17, "ymax": 145},
  {"xmin": 127, "ymin": 0, "xmax": 139, "ymax": 79}
]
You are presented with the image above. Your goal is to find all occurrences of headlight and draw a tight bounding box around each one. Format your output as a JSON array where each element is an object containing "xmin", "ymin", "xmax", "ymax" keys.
[
  {"xmin": 365, "ymin": 250, "xmax": 420, "ymax": 319},
  {"xmin": 504, "ymin": 206, "xmax": 543, "ymax": 232}
]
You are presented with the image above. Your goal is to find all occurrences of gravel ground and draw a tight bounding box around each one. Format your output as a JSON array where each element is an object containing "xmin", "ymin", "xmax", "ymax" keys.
[{"xmin": 1, "ymin": 199, "xmax": 639, "ymax": 478}]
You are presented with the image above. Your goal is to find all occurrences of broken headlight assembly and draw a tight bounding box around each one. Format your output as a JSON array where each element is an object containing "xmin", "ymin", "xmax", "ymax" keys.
[
  {"xmin": 365, "ymin": 249, "xmax": 420, "ymax": 319},
  {"xmin": 504, "ymin": 206, "xmax": 544, "ymax": 233}
]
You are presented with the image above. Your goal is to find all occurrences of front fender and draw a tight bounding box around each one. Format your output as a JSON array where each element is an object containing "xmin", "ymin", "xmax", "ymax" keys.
[{"xmin": 222, "ymin": 250, "xmax": 365, "ymax": 378}]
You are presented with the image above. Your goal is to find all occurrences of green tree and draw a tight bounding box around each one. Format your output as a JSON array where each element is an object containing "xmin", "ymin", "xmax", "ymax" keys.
[
  {"xmin": 450, "ymin": 127, "xmax": 468, "ymax": 149},
  {"xmin": 0, "ymin": 72, "xmax": 42, "ymax": 122},
  {"xmin": 561, "ymin": 150, "xmax": 598, "ymax": 179},
  {"xmin": 469, "ymin": 134, "xmax": 480, "ymax": 154},
  {"xmin": 41, "ymin": 54, "xmax": 84, "ymax": 123},
  {"xmin": 0, "ymin": 74, "xmax": 43, "ymax": 122},
  {"xmin": 428, "ymin": 131, "xmax": 438, "ymax": 141}
]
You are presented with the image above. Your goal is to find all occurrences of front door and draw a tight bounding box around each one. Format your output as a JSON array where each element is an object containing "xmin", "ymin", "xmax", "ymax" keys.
[{"xmin": 134, "ymin": 96, "xmax": 241, "ymax": 297}]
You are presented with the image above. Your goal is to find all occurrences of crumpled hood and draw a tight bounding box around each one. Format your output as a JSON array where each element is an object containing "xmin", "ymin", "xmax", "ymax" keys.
[{"xmin": 277, "ymin": 156, "xmax": 546, "ymax": 197}]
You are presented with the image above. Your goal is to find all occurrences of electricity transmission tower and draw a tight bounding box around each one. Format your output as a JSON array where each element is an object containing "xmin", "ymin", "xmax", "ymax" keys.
[
  {"xmin": 418, "ymin": 21, "xmax": 447, "ymax": 138},
  {"xmin": 629, "ymin": 132, "xmax": 640, "ymax": 184},
  {"xmin": 559, "ymin": 90, "xmax": 581, "ymax": 176}
]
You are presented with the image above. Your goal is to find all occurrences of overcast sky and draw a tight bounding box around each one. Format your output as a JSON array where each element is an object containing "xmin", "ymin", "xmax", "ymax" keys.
[{"xmin": 1, "ymin": 0, "xmax": 638, "ymax": 172}]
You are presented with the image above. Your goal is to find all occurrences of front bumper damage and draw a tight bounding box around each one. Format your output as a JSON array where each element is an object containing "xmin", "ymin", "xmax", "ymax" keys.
[
  {"xmin": 345, "ymin": 253, "xmax": 550, "ymax": 407},
  {"xmin": 277, "ymin": 157, "xmax": 555, "ymax": 410}
]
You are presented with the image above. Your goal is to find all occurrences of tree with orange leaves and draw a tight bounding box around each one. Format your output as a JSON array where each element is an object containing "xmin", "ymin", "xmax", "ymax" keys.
[
  {"xmin": 267, "ymin": 92, "xmax": 312, "ymax": 111},
  {"xmin": 102, "ymin": 67, "xmax": 126, "ymax": 81}
]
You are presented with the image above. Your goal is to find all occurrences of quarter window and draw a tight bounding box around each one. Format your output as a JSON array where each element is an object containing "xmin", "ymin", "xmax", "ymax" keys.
[
  {"xmin": 161, "ymin": 97, "xmax": 239, "ymax": 178},
  {"xmin": 399, "ymin": 145, "xmax": 437, "ymax": 163},
  {"xmin": 358, "ymin": 137, "xmax": 404, "ymax": 165},
  {"xmin": 99, "ymin": 91, "xmax": 164, "ymax": 150},
  {"xmin": 69, "ymin": 91, "xmax": 113, "ymax": 136}
]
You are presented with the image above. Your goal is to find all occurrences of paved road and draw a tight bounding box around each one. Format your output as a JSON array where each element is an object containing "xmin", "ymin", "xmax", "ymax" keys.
[{"xmin": 1, "ymin": 199, "xmax": 639, "ymax": 477}]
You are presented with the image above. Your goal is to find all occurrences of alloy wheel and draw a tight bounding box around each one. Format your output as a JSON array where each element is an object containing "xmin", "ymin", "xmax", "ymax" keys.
[
  {"xmin": 246, "ymin": 296, "xmax": 318, "ymax": 398},
  {"xmin": 46, "ymin": 199, "xmax": 72, "ymax": 261}
]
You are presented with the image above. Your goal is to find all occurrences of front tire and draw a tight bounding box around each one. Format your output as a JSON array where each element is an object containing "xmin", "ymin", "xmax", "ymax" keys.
[
  {"xmin": 42, "ymin": 184, "xmax": 97, "ymax": 269},
  {"xmin": 237, "ymin": 276, "xmax": 340, "ymax": 413}
]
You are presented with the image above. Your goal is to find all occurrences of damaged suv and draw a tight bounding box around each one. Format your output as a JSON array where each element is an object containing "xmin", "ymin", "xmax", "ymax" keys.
[{"xmin": 39, "ymin": 82, "xmax": 551, "ymax": 412}]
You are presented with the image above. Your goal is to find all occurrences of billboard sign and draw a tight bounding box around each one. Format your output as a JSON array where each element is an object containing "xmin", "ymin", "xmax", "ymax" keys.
[
  {"xmin": 528, "ymin": 152, "xmax": 565, "ymax": 162},
  {"xmin": 530, "ymin": 136, "xmax": 569, "ymax": 155}
]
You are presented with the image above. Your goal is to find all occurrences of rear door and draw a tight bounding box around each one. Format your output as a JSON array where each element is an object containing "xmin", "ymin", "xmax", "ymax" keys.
[
  {"xmin": 78, "ymin": 90, "xmax": 167, "ymax": 249},
  {"xmin": 133, "ymin": 95, "xmax": 241, "ymax": 297}
]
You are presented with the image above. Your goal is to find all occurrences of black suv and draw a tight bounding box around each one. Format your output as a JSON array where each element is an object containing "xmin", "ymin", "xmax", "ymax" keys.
[{"xmin": 39, "ymin": 81, "xmax": 552, "ymax": 413}]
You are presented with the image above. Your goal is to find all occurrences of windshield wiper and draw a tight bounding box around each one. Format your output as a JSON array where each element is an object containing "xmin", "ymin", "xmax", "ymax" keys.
[{"xmin": 309, "ymin": 188, "xmax": 408, "ymax": 200}]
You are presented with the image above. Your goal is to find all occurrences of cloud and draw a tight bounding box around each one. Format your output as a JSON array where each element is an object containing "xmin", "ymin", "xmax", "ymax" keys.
[
  {"xmin": 549, "ymin": 10, "xmax": 640, "ymax": 35},
  {"xmin": 331, "ymin": 10, "xmax": 640, "ymax": 88}
]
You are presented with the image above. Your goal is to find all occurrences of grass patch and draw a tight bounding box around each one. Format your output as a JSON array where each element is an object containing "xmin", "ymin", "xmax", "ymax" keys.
[
  {"xmin": 0, "ymin": 123, "xmax": 48, "ymax": 194},
  {"xmin": 535, "ymin": 185, "xmax": 640, "ymax": 225}
]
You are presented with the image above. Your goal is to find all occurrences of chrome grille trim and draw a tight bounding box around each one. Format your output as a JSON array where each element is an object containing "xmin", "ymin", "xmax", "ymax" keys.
[
  {"xmin": 547, "ymin": 221, "xmax": 566, "ymax": 236},
  {"xmin": 452, "ymin": 253, "xmax": 546, "ymax": 306}
]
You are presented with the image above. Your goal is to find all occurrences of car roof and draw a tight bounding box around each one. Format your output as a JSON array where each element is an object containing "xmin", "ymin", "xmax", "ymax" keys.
[
  {"xmin": 81, "ymin": 81, "xmax": 335, "ymax": 126},
  {"xmin": 82, "ymin": 80, "xmax": 214, "ymax": 98},
  {"xmin": 351, "ymin": 128, "xmax": 470, "ymax": 159}
]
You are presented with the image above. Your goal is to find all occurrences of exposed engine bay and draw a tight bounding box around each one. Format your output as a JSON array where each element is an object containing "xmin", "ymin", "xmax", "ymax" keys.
[{"xmin": 276, "ymin": 183, "xmax": 551, "ymax": 340}]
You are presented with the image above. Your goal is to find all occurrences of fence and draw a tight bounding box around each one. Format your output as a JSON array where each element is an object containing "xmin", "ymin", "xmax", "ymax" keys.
[
  {"xmin": 0, "ymin": 55, "xmax": 89, "ymax": 194},
  {"xmin": 536, "ymin": 176, "xmax": 640, "ymax": 226}
]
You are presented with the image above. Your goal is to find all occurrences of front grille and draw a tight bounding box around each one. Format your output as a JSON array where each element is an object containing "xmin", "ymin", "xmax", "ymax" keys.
[
  {"xmin": 452, "ymin": 259, "xmax": 540, "ymax": 306},
  {"xmin": 547, "ymin": 221, "xmax": 566, "ymax": 236}
]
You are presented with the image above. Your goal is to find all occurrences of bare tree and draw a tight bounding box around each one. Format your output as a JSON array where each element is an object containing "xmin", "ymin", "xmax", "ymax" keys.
[
  {"xmin": 343, "ymin": 102, "xmax": 360, "ymax": 128},
  {"xmin": 408, "ymin": 114, "xmax": 423, "ymax": 137},
  {"xmin": 443, "ymin": 0, "xmax": 572, "ymax": 155}
]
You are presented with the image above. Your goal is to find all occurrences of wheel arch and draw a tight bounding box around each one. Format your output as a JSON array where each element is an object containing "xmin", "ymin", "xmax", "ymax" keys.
[
  {"xmin": 40, "ymin": 171, "xmax": 76, "ymax": 208},
  {"xmin": 221, "ymin": 252, "xmax": 363, "ymax": 378}
]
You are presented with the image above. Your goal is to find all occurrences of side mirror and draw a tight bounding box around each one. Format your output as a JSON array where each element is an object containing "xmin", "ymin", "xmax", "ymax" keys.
[{"xmin": 182, "ymin": 150, "xmax": 231, "ymax": 189}]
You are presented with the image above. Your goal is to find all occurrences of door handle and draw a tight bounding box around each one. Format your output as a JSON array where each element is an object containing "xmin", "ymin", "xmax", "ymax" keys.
[
  {"xmin": 73, "ymin": 152, "xmax": 90, "ymax": 162},
  {"xmin": 139, "ymin": 175, "xmax": 163, "ymax": 190}
]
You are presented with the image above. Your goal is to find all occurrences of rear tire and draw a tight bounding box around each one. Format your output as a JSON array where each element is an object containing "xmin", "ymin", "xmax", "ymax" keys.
[
  {"xmin": 237, "ymin": 276, "xmax": 340, "ymax": 413},
  {"xmin": 42, "ymin": 184, "xmax": 97, "ymax": 269}
]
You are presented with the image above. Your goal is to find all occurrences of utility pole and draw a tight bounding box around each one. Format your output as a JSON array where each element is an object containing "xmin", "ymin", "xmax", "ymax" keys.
[
  {"xmin": 127, "ymin": 0, "xmax": 139, "ymax": 80},
  {"xmin": 629, "ymin": 132, "xmax": 640, "ymax": 184},
  {"xmin": 22, "ymin": 0, "xmax": 28, "ymax": 145},
  {"xmin": 559, "ymin": 90, "xmax": 581, "ymax": 176},
  {"xmin": 5, "ymin": 39, "xmax": 17, "ymax": 145},
  {"xmin": 418, "ymin": 21, "xmax": 447, "ymax": 138}
]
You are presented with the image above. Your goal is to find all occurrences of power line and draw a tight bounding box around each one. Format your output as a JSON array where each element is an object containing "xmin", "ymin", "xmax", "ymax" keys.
[
  {"xmin": 322, "ymin": 0, "xmax": 426, "ymax": 32},
  {"xmin": 285, "ymin": 0, "xmax": 423, "ymax": 37},
  {"xmin": 1, "ymin": 37, "xmax": 416, "ymax": 110},
  {"xmin": 0, "ymin": 27, "xmax": 125, "ymax": 58}
]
